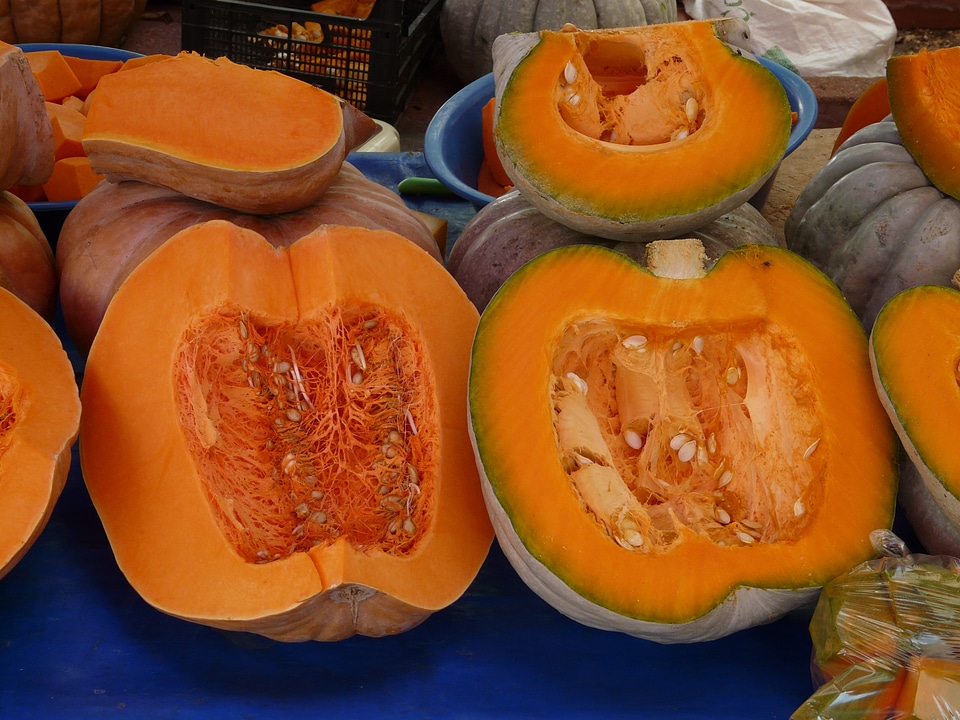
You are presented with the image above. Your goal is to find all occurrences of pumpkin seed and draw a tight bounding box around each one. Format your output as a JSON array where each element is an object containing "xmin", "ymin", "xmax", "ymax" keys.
[
  {"xmin": 622, "ymin": 334, "xmax": 648, "ymax": 349},
  {"xmin": 715, "ymin": 507, "xmax": 731, "ymax": 524},
  {"xmin": 566, "ymin": 371, "xmax": 588, "ymax": 395},
  {"xmin": 685, "ymin": 96, "xmax": 698, "ymax": 124},
  {"xmin": 678, "ymin": 439, "xmax": 697, "ymax": 463},
  {"xmin": 624, "ymin": 428, "xmax": 644, "ymax": 450},
  {"xmin": 804, "ymin": 439, "xmax": 821, "ymax": 459},
  {"xmin": 564, "ymin": 61, "xmax": 577, "ymax": 84},
  {"xmin": 670, "ymin": 432, "xmax": 691, "ymax": 450}
]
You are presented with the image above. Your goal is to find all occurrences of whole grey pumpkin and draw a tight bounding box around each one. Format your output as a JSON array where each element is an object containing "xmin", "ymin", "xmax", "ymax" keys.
[
  {"xmin": 439, "ymin": 0, "xmax": 678, "ymax": 85},
  {"xmin": 784, "ymin": 119, "xmax": 960, "ymax": 332},
  {"xmin": 450, "ymin": 189, "xmax": 780, "ymax": 311}
]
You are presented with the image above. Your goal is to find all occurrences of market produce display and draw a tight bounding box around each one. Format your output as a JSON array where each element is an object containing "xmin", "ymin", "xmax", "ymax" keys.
[{"xmin": 0, "ymin": 0, "xmax": 147, "ymax": 46}]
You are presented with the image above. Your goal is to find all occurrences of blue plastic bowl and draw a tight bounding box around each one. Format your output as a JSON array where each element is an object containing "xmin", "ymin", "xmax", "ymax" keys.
[
  {"xmin": 425, "ymin": 57, "xmax": 818, "ymax": 210},
  {"xmin": 17, "ymin": 43, "xmax": 143, "ymax": 242}
]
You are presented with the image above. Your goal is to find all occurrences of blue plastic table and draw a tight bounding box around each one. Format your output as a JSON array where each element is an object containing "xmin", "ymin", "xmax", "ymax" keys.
[{"xmin": 1, "ymin": 153, "xmax": 818, "ymax": 719}]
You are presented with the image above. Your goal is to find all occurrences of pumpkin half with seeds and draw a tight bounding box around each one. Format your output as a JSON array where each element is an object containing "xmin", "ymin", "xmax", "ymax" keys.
[
  {"xmin": 490, "ymin": 19, "xmax": 792, "ymax": 241},
  {"xmin": 80, "ymin": 220, "xmax": 492, "ymax": 641},
  {"xmin": 468, "ymin": 239, "xmax": 897, "ymax": 643},
  {"xmin": 0, "ymin": 285, "xmax": 81, "ymax": 580}
]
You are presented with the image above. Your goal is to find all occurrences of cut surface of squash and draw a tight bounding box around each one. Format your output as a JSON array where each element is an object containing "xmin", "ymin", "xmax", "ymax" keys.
[
  {"xmin": 491, "ymin": 20, "xmax": 792, "ymax": 240},
  {"xmin": 0, "ymin": 287, "xmax": 81, "ymax": 580},
  {"xmin": 80, "ymin": 220, "xmax": 492, "ymax": 641},
  {"xmin": 887, "ymin": 46, "xmax": 960, "ymax": 201},
  {"xmin": 469, "ymin": 241, "xmax": 897, "ymax": 642},
  {"xmin": 871, "ymin": 284, "xmax": 960, "ymax": 534},
  {"xmin": 82, "ymin": 52, "xmax": 378, "ymax": 214}
]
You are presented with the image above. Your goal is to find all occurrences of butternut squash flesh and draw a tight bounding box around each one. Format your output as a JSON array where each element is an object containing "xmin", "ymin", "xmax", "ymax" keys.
[
  {"xmin": 0, "ymin": 287, "xmax": 81, "ymax": 579},
  {"xmin": 887, "ymin": 46, "xmax": 960, "ymax": 201},
  {"xmin": 871, "ymin": 285, "xmax": 960, "ymax": 530},
  {"xmin": 82, "ymin": 53, "xmax": 376, "ymax": 214},
  {"xmin": 80, "ymin": 220, "xmax": 492, "ymax": 641},
  {"xmin": 492, "ymin": 21, "xmax": 792, "ymax": 239},
  {"xmin": 469, "ymin": 242, "xmax": 897, "ymax": 642}
]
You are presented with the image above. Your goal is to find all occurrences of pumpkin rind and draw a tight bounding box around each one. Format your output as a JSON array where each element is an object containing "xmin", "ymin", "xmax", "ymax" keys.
[
  {"xmin": 0, "ymin": 191, "xmax": 57, "ymax": 320},
  {"xmin": 0, "ymin": 41, "xmax": 54, "ymax": 190},
  {"xmin": 439, "ymin": 0, "xmax": 678, "ymax": 84},
  {"xmin": 82, "ymin": 52, "xmax": 378, "ymax": 215},
  {"xmin": 870, "ymin": 284, "xmax": 960, "ymax": 556},
  {"xmin": 80, "ymin": 220, "xmax": 492, "ymax": 641},
  {"xmin": 0, "ymin": 287, "xmax": 81, "ymax": 580},
  {"xmin": 491, "ymin": 20, "xmax": 791, "ymax": 241},
  {"xmin": 887, "ymin": 46, "xmax": 960, "ymax": 201},
  {"xmin": 1, "ymin": 0, "xmax": 147, "ymax": 46},
  {"xmin": 469, "ymin": 242, "xmax": 897, "ymax": 642},
  {"xmin": 56, "ymin": 162, "xmax": 441, "ymax": 356},
  {"xmin": 785, "ymin": 120, "xmax": 960, "ymax": 332}
]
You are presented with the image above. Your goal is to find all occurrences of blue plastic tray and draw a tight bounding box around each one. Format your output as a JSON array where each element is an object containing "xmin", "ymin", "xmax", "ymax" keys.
[{"xmin": 0, "ymin": 154, "xmax": 819, "ymax": 719}]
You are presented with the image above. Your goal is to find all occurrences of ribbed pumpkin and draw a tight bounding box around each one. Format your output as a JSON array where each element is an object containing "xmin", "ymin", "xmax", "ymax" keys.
[
  {"xmin": 0, "ymin": 191, "xmax": 57, "ymax": 321},
  {"xmin": 785, "ymin": 119, "xmax": 960, "ymax": 331},
  {"xmin": 80, "ymin": 220, "xmax": 493, "ymax": 641},
  {"xmin": 439, "ymin": 0, "xmax": 677, "ymax": 85},
  {"xmin": 870, "ymin": 282, "xmax": 960, "ymax": 558},
  {"xmin": 0, "ymin": 41, "xmax": 53, "ymax": 191},
  {"xmin": 56, "ymin": 162, "xmax": 440, "ymax": 356},
  {"xmin": 449, "ymin": 189, "xmax": 781, "ymax": 311},
  {"xmin": 491, "ymin": 20, "xmax": 792, "ymax": 241},
  {"xmin": 0, "ymin": 0, "xmax": 147, "ymax": 47},
  {"xmin": 469, "ymin": 239, "xmax": 897, "ymax": 643}
]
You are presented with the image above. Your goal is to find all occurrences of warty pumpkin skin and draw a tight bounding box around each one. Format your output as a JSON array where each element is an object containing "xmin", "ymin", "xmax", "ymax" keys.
[
  {"xmin": 439, "ymin": 0, "xmax": 677, "ymax": 85},
  {"xmin": 80, "ymin": 220, "xmax": 492, "ymax": 641},
  {"xmin": 56, "ymin": 162, "xmax": 441, "ymax": 357},
  {"xmin": 785, "ymin": 119, "xmax": 960, "ymax": 332},
  {"xmin": 468, "ymin": 240, "xmax": 897, "ymax": 643},
  {"xmin": 0, "ymin": 191, "xmax": 57, "ymax": 321},
  {"xmin": 0, "ymin": 286, "xmax": 81, "ymax": 580},
  {"xmin": 491, "ymin": 20, "xmax": 791, "ymax": 241},
  {"xmin": 870, "ymin": 283, "xmax": 960, "ymax": 558},
  {"xmin": 887, "ymin": 46, "xmax": 960, "ymax": 202},
  {"xmin": 0, "ymin": 41, "xmax": 54, "ymax": 190},
  {"xmin": 82, "ymin": 52, "xmax": 379, "ymax": 215},
  {"xmin": 448, "ymin": 189, "xmax": 781, "ymax": 311},
  {"xmin": 0, "ymin": 0, "xmax": 146, "ymax": 46}
]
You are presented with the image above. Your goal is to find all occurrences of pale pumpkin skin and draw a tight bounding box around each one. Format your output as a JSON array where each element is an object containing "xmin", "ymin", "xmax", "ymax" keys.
[
  {"xmin": 0, "ymin": 191, "xmax": 57, "ymax": 321},
  {"xmin": 440, "ymin": 0, "xmax": 678, "ymax": 84},
  {"xmin": 0, "ymin": 41, "xmax": 54, "ymax": 191},
  {"xmin": 57, "ymin": 163, "xmax": 442, "ymax": 356},
  {"xmin": 0, "ymin": 0, "xmax": 147, "ymax": 46}
]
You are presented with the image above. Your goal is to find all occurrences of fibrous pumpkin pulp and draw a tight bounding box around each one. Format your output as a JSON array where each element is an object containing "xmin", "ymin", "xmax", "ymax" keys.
[
  {"xmin": 491, "ymin": 19, "xmax": 792, "ymax": 240},
  {"xmin": 469, "ymin": 240, "xmax": 897, "ymax": 643},
  {"xmin": 80, "ymin": 220, "xmax": 493, "ymax": 641}
]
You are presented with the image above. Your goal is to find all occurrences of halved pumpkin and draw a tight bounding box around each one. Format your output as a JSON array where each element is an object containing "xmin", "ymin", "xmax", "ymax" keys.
[
  {"xmin": 469, "ymin": 239, "xmax": 897, "ymax": 643},
  {"xmin": 491, "ymin": 20, "xmax": 792, "ymax": 240},
  {"xmin": 887, "ymin": 46, "xmax": 960, "ymax": 201},
  {"xmin": 80, "ymin": 220, "xmax": 492, "ymax": 641},
  {"xmin": 870, "ymin": 282, "xmax": 960, "ymax": 556},
  {"xmin": 0, "ymin": 286, "xmax": 81, "ymax": 580},
  {"xmin": 82, "ymin": 52, "xmax": 379, "ymax": 214}
]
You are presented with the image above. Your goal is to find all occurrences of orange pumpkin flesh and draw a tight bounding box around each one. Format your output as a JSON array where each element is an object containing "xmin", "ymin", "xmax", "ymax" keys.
[
  {"xmin": 0, "ymin": 287, "xmax": 81, "ymax": 580},
  {"xmin": 82, "ymin": 52, "xmax": 378, "ymax": 214},
  {"xmin": 80, "ymin": 220, "xmax": 492, "ymax": 641},
  {"xmin": 469, "ymin": 242, "xmax": 897, "ymax": 642}
]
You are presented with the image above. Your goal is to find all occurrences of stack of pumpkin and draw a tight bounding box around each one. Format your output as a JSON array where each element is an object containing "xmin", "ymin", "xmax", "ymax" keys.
[{"xmin": 0, "ymin": 41, "xmax": 81, "ymax": 581}]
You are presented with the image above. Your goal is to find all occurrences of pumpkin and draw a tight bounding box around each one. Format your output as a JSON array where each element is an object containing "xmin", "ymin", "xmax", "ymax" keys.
[
  {"xmin": 468, "ymin": 238, "xmax": 897, "ymax": 643},
  {"xmin": 887, "ymin": 46, "xmax": 960, "ymax": 201},
  {"xmin": 0, "ymin": 41, "xmax": 54, "ymax": 190},
  {"xmin": 0, "ymin": 191, "xmax": 57, "ymax": 320},
  {"xmin": 870, "ymin": 281, "xmax": 960, "ymax": 558},
  {"xmin": 80, "ymin": 219, "xmax": 493, "ymax": 641},
  {"xmin": 491, "ymin": 20, "xmax": 792, "ymax": 241},
  {"xmin": 448, "ymin": 189, "xmax": 781, "ymax": 311},
  {"xmin": 830, "ymin": 77, "xmax": 889, "ymax": 156},
  {"xmin": 439, "ymin": 0, "xmax": 677, "ymax": 85},
  {"xmin": 56, "ymin": 162, "xmax": 441, "ymax": 357},
  {"xmin": 0, "ymin": 284, "xmax": 81, "ymax": 581},
  {"xmin": 0, "ymin": 0, "xmax": 146, "ymax": 46},
  {"xmin": 82, "ymin": 52, "xmax": 380, "ymax": 214},
  {"xmin": 784, "ymin": 119, "xmax": 960, "ymax": 332}
]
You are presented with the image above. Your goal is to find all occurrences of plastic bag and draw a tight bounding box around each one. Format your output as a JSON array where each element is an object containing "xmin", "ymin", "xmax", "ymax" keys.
[
  {"xmin": 682, "ymin": 0, "xmax": 897, "ymax": 77},
  {"xmin": 793, "ymin": 530, "xmax": 960, "ymax": 719}
]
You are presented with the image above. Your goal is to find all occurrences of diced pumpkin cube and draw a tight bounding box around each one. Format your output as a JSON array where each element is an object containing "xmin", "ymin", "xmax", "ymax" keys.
[
  {"xmin": 62, "ymin": 55, "xmax": 123, "ymax": 98},
  {"xmin": 46, "ymin": 102, "xmax": 86, "ymax": 160},
  {"xmin": 26, "ymin": 50, "xmax": 83, "ymax": 102},
  {"xmin": 42, "ymin": 157, "xmax": 104, "ymax": 201}
]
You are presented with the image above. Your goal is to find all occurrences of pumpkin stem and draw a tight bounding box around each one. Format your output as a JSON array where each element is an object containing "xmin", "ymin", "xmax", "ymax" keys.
[{"xmin": 644, "ymin": 238, "xmax": 708, "ymax": 279}]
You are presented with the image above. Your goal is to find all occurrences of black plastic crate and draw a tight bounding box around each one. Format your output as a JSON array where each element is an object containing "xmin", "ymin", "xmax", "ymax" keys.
[{"xmin": 181, "ymin": 0, "xmax": 441, "ymax": 121}]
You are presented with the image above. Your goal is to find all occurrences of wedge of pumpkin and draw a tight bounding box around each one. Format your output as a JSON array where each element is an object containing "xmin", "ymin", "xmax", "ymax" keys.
[
  {"xmin": 82, "ymin": 52, "xmax": 379, "ymax": 214},
  {"xmin": 0, "ymin": 287, "xmax": 81, "ymax": 580},
  {"xmin": 0, "ymin": 40, "xmax": 54, "ymax": 190},
  {"xmin": 469, "ymin": 239, "xmax": 897, "ymax": 643},
  {"xmin": 80, "ymin": 220, "xmax": 492, "ymax": 641}
]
